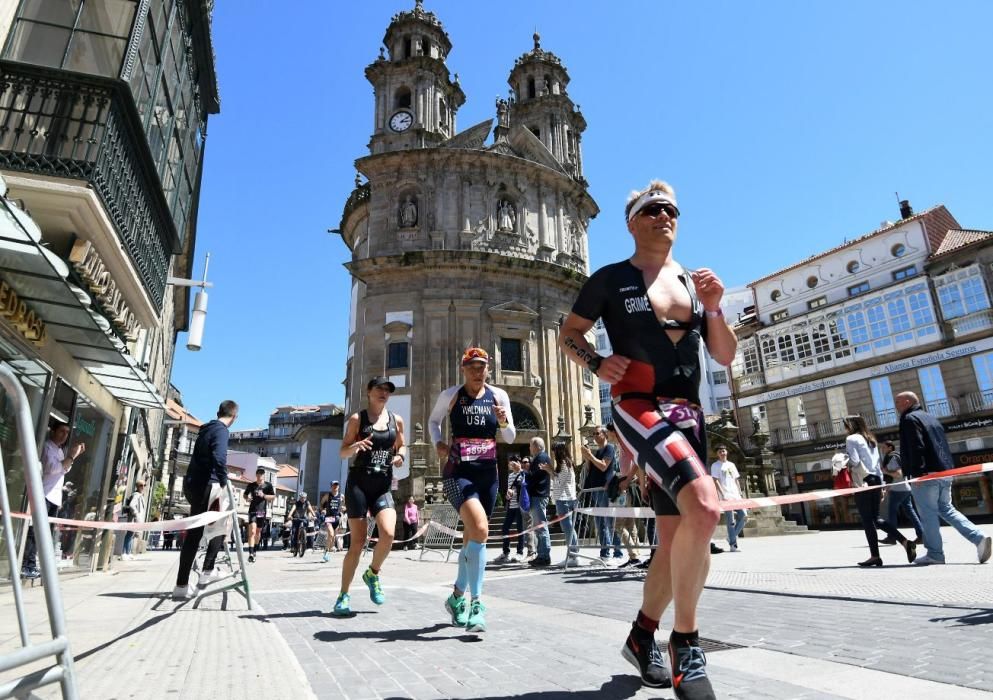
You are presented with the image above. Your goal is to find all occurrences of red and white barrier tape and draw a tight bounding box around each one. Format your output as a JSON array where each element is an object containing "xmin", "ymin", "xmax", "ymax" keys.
[
  {"xmin": 1, "ymin": 509, "xmax": 232, "ymax": 532},
  {"xmin": 578, "ymin": 462, "xmax": 993, "ymax": 518}
]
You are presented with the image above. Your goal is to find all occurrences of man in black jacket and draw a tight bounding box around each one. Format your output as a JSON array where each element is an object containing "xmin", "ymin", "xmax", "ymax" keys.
[
  {"xmin": 896, "ymin": 391, "xmax": 991, "ymax": 566},
  {"xmin": 173, "ymin": 400, "xmax": 239, "ymax": 599}
]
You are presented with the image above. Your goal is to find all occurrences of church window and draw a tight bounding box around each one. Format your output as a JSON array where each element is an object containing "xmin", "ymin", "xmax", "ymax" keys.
[
  {"xmin": 403, "ymin": 37, "xmax": 411, "ymax": 59},
  {"xmin": 387, "ymin": 342, "xmax": 409, "ymax": 370},
  {"xmin": 529, "ymin": 126, "xmax": 540, "ymax": 140},
  {"xmin": 527, "ymin": 77, "xmax": 536, "ymax": 99},
  {"xmin": 394, "ymin": 86, "xmax": 412, "ymax": 109},
  {"xmin": 500, "ymin": 338, "xmax": 523, "ymax": 372}
]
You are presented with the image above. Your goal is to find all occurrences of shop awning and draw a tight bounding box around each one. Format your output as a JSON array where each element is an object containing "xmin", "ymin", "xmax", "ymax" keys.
[{"xmin": 0, "ymin": 192, "xmax": 165, "ymax": 410}]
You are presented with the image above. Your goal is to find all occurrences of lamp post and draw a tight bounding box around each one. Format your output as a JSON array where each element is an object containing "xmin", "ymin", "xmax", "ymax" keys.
[{"xmin": 167, "ymin": 253, "xmax": 214, "ymax": 351}]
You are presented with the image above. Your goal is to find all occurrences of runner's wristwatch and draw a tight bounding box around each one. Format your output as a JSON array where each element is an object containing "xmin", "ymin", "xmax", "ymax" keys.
[{"xmin": 587, "ymin": 354, "xmax": 603, "ymax": 376}]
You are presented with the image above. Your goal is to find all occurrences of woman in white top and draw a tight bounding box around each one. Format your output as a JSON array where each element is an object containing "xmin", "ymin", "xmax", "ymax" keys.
[
  {"xmin": 548, "ymin": 442, "xmax": 579, "ymax": 564},
  {"xmin": 844, "ymin": 415, "xmax": 916, "ymax": 567}
]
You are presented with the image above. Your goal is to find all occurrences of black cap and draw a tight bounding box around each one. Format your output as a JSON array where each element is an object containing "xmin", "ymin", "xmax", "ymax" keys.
[
  {"xmin": 367, "ymin": 376, "xmax": 396, "ymax": 392},
  {"xmin": 255, "ymin": 467, "xmax": 266, "ymax": 475}
]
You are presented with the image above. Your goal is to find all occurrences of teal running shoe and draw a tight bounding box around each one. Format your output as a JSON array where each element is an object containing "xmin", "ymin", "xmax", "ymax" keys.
[
  {"xmin": 445, "ymin": 593, "xmax": 468, "ymax": 626},
  {"xmin": 466, "ymin": 598, "xmax": 486, "ymax": 632},
  {"xmin": 362, "ymin": 568, "xmax": 385, "ymax": 605},
  {"xmin": 332, "ymin": 592, "xmax": 351, "ymax": 617}
]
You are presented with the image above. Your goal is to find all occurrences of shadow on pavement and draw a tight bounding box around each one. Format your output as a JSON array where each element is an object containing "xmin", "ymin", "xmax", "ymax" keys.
[
  {"xmin": 74, "ymin": 612, "xmax": 175, "ymax": 662},
  {"xmin": 929, "ymin": 609, "xmax": 993, "ymax": 626},
  {"xmin": 794, "ymin": 563, "xmax": 974, "ymax": 570},
  {"xmin": 241, "ymin": 609, "xmax": 373, "ymax": 622},
  {"xmin": 99, "ymin": 591, "xmax": 173, "ymax": 599},
  {"xmin": 382, "ymin": 674, "xmax": 647, "ymax": 700},
  {"xmin": 314, "ymin": 622, "xmax": 482, "ymax": 644}
]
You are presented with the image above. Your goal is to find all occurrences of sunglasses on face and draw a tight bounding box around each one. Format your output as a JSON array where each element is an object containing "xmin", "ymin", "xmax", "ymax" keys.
[{"xmin": 638, "ymin": 202, "xmax": 680, "ymax": 220}]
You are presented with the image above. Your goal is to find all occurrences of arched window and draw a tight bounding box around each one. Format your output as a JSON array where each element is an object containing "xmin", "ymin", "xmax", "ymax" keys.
[
  {"xmin": 403, "ymin": 37, "xmax": 411, "ymax": 59},
  {"xmin": 527, "ymin": 77, "xmax": 536, "ymax": 99},
  {"xmin": 511, "ymin": 402, "xmax": 541, "ymax": 431},
  {"xmin": 394, "ymin": 86, "xmax": 412, "ymax": 109}
]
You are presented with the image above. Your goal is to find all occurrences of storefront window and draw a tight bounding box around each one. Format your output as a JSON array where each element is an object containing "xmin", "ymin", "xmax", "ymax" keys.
[
  {"xmin": 63, "ymin": 395, "xmax": 113, "ymax": 570},
  {"xmin": 0, "ymin": 338, "xmax": 51, "ymax": 580}
]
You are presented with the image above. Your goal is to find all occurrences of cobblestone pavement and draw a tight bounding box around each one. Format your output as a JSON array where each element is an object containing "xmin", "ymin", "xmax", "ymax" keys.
[
  {"xmin": 246, "ymin": 525, "xmax": 993, "ymax": 699},
  {"xmin": 1, "ymin": 526, "xmax": 990, "ymax": 699}
]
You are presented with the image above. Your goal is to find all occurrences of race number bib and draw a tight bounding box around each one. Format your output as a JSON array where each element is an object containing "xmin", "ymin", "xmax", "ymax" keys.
[{"xmin": 456, "ymin": 438, "xmax": 497, "ymax": 463}]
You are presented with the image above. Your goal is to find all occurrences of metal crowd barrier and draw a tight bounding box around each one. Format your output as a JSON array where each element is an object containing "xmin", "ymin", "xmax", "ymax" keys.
[
  {"xmin": 0, "ymin": 363, "xmax": 78, "ymax": 699},
  {"xmin": 419, "ymin": 504, "xmax": 460, "ymax": 563}
]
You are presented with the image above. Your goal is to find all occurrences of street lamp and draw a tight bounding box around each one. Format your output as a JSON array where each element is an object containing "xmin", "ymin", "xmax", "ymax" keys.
[{"xmin": 167, "ymin": 253, "xmax": 214, "ymax": 351}]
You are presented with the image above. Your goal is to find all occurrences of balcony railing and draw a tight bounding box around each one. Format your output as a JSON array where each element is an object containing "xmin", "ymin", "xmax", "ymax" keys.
[
  {"xmin": 923, "ymin": 397, "xmax": 959, "ymax": 418},
  {"xmin": 966, "ymin": 390, "xmax": 993, "ymax": 413},
  {"xmin": 944, "ymin": 309, "xmax": 993, "ymax": 339},
  {"xmin": 732, "ymin": 371, "xmax": 765, "ymax": 392},
  {"xmin": 0, "ymin": 61, "xmax": 178, "ymax": 309}
]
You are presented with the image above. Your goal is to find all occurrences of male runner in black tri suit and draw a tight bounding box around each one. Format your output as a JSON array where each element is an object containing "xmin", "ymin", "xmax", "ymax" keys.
[
  {"xmin": 244, "ymin": 467, "xmax": 275, "ymax": 562},
  {"xmin": 559, "ymin": 180, "xmax": 737, "ymax": 700}
]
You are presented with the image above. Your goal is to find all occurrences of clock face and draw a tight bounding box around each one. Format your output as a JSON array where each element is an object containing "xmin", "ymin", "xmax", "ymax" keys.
[{"xmin": 389, "ymin": 110, "xmax": 413, "ymax": 132}]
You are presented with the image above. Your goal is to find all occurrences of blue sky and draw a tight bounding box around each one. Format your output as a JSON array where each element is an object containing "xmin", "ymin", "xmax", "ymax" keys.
[{"xmin": 172, "ymin": 1, "xmax": 993, "ymax": 429}]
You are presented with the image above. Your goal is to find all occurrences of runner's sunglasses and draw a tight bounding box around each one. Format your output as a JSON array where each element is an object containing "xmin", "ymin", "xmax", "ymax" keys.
[{"xmin": 638, "ymin": 202, "xmax": 680, "ymax": 220}]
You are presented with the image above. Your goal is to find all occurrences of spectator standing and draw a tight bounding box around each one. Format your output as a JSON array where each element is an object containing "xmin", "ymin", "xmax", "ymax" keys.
[
  {"xmin": 403, "ymin": 496, "xmax": 420, "ymax": 550},
  {"xmin": 583, "ymin": 426, "xmax": 619, "ymax": 561},
  {"xmin": 22, "ymin": 421, "xmax": 86, "ymax": 579},
  {"xmin": 710, "ymin": 447, "xmax": 746, "ymax": 552},
  {"xmin": 549, "ymin": 442, "xmax": 580, "ymax": 566},
  {"xmin": 493, "ymin": 459, "xmax": 527, "ymax": 563},
  {"xmin": 121, "ymin": 479, "xmax": 147, "ymax": 560},
  {"xmin": 527, "ymin": 438, "xmax": 553, "ymax": 567},
  {"xmin": 896, "ymin": 392, "xmax": 992, "ymax": 566}
]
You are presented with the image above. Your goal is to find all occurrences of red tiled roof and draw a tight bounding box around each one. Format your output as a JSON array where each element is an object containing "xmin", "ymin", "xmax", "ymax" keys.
[
  {"xmin": 749, "ymin": 205, "xmax": 960, "ymax": 286},
  {"xmin": 931, "ymin": 229, "xmax": 993, "ymax": 259},
  {"xmin": 276, "ymin": 464, "xmax": 298, "ymax": 478}
]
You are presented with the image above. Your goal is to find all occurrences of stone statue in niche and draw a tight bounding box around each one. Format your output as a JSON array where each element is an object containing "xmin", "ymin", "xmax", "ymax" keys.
[
  {"xmin": 399, "ymin": 195, "xmax": 417, "ymax": 228},
  {"xmin": 570, "ymin": 223, "xmax": 582, "ymax": 257},
  {"xmin": 497, "ymin": 199, "xmax": 516, "ymax": 232}
]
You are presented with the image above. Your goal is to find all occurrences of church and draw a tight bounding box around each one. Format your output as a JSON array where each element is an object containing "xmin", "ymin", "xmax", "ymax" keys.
[{"xmin": 337, "ymin": 1, "xmax": 600, "ymax": 494}]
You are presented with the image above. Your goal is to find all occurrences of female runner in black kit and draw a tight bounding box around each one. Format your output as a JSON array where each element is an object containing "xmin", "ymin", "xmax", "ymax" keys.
[{"xmin": 332, "ymin": 377, "xmax": 406, "ymax": 617}]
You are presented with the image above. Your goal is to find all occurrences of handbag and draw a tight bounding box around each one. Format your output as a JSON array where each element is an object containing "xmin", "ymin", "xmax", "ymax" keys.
[{"xmin": 832, "ymin": 467, "xmax": 852, "ymax": 490}]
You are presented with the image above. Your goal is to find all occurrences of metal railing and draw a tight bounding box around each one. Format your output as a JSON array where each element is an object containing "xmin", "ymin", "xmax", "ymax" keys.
[
  {"xmin": 0, "ymin": 61, "xmax": 178, "ymax": 309},
  {"xmin": 924, "ymin": 397, "xmax": 959, "ymax": 418},
  {"xmin": 966, "ymin": 390, "xmax": 993, "ymax": 413},
  {"xmin": 0, "ymin": 363, "xmax": 77, "ymax": 699}
]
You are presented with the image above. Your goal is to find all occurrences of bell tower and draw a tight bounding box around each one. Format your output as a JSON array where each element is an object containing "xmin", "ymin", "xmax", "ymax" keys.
[
  {"xmin": 365, "ymin": 0, "xmax": 466, "ymax": 154},
  {"xmin": 507, "ymin": 32, "xmax": 587, "ymax": 181}
]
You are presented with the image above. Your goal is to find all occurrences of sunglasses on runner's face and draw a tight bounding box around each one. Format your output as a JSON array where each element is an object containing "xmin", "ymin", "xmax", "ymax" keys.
[{"xmin": 638, "ymin": 202, "xmax": 680, "ymax": 220}]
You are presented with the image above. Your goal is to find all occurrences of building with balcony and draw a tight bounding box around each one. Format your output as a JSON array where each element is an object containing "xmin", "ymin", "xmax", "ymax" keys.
[
  {"xmin": 731, "ymin": 201, "xmax": 993, "ymax": 526},
  {"xmin": 0, "ymin": 1, "xmax": 219, "ymax": 574},
  {"xmin": 230, "ymin": 403, "xmax": 342, "ymax": 467}
]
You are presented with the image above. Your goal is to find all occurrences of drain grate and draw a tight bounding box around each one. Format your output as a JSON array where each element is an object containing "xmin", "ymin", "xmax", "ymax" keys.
[{"xmin": 698, "ymin": 637, "xmax": 745, "ymax": 653}]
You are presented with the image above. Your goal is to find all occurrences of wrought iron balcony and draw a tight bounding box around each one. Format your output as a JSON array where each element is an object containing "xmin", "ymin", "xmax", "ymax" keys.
[
  {"xmin": 774, "ymin": 424, "xmax": 814, "ymax": 445},
  {"xmin": 966, "ymin": 390, "xmax": 993, "ymax": 413},
  {"xmin": 923, "ymin": 397, "xmax": 959, "ymax": 418},
  {"xmin": 0, "ymin": 61, "xmax": 178, "ymax": 309}
]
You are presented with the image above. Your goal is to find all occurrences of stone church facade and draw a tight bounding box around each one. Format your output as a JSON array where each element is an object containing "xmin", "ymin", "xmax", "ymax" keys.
[{"xmin": 338, "ymin": 2, "xmax": 600, "ymax": 494}]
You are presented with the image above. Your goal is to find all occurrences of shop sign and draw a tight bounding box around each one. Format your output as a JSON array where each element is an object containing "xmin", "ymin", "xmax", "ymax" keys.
[
  {"xmin": 68, "ymin": 240, "xmax": 139, "ymax": 341},
  {"xmin": 0, "ymin": 279, "xmax": 46, "ymax": 346},
  {"xmin": 946, "ymin": 417, "xmax": 993, "ymax": 433},
  {"xmin": 953, "ymin": 448, "xmax": 993, "ymax": 468}
]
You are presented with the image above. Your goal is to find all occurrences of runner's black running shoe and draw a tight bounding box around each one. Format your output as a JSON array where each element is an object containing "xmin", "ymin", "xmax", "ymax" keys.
[
  {"xmin": 669, "ymin": 641, "xmax": 716, "ymax": 700},
  {"xmin": 621, "ymin": 630, "xmax": 672, "ymax": 688}
]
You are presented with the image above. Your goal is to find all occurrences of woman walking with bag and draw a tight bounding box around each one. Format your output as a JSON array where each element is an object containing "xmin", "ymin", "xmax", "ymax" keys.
[{"xmin": 844, "ymin": 416, "xmax": 916, "ymax": 567}]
